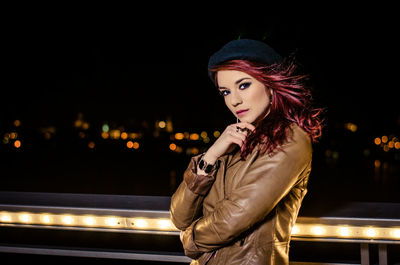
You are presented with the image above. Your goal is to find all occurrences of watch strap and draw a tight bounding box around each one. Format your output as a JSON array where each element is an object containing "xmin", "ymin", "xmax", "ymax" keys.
[{"xmin": 198, "ymin": 153, "xmax": 217, "ymax": 174}]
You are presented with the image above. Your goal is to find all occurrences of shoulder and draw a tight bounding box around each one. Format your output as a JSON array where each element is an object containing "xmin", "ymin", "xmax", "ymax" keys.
[
  {"xmin": 257, "ymin": 123, "xmax": 312, "ymax": 162},
  {"xmin": 288, "ymin": 123, "xmax": 312, "ymax": 147},
  {"xmin": 283, "ymin": 123, "xmax": 312, "ymax": 160}
]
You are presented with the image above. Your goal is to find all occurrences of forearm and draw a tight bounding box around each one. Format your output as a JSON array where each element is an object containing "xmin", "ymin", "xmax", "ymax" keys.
[
  {"xmin": 170, "ymin": 181, "xmax": 204, "ymax": 230},
  {"xmin": 170, "ymin": 152, "xmax": 220, "ymax": 230}
]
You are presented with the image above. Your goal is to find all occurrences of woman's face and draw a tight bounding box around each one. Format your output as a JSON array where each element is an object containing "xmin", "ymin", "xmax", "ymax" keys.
[{"xmin": 217, "ymin": 70, "xmax": 272, "ymax": 125}]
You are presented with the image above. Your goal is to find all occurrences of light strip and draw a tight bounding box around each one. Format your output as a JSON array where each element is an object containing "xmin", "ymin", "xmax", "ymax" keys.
[
  {"xmin": 0, "ymin": 211, "xmax": 178, "ymax": 231},
  {"xmin": 291, "ymin": 224, "xmax": 400, "ymax": 240},
  {"xmin": 1, "ymin": 211, "xmax": 400, "ymax": 241}
]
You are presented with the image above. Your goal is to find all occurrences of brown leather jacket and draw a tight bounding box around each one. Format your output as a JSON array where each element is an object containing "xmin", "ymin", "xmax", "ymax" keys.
[{"xmin": 170, "ymin": 123, "xmax": 312, "ymax": 265}]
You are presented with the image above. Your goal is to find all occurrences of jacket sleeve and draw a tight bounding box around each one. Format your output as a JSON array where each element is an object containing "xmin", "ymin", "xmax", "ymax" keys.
[
  {"xmin": 170, "ymin": 153, "xmax": 221, "ymax": 231},
  {"xmin": 181, "ymin": 131, "xmax": 312, "ymax": 257}
]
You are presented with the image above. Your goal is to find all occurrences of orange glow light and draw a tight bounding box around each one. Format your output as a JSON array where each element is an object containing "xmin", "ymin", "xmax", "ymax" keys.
[
  {"xmin": 374, "ymin": 137, "xmax": 381, "ymax": 145},
  {"xmin": 121, "ymin": 132, "xmax": 128, "ymax": 140},
  {"xmin": 175, "ymin": 133, "xmax": 184, "ymax": 140},
  {"xmin": 190, "ymin": 133, "xmax": 199, "ymax": 141},
  {"xmin": 383, "ymin": 145, "xmax": 389, "ymax": 152},
  {"xmin": 395, "ymin": 142, "xmax": 400, "ymax": 149},
  {"xmin": 14, "ymin": 140, "xmax": 21, "ymax": 148},
  {"xmin": 192, "ymin": 147, "xmax": 199, "ymax": 155},
  {"xmin": 133, "ymin": 142, "xmax": 139, "ymax": 149},
  {"xmin": 10, "ymin": 132, "xmax": 18, "ymax": 139},
  {"xmin": 88, "ymin": 141, "xmax": 95, "ymax": 149},
  {"xmin": 169, "ymin": 143, "xmax": 177, "ymax": 151},
  {"xmin": 101, "ymin": 132, "xmax": 109, "ymax": 139},
  {"xmin": 13, "ymin": 120, "xmax": 21, "ymax": 127},
  {"xmin": 127, "ymin": 141, "xmax": 133, "ymax": 148}
]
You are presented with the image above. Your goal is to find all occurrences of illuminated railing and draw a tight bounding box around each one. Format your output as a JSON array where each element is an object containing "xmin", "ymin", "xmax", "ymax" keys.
[
  {"xmin": 1, "ymin": 211, "xmax": 400, "ymax": 242},
  {"xmin": 0, "ymin": 192, "xmax": 399, "ymax": 264}
]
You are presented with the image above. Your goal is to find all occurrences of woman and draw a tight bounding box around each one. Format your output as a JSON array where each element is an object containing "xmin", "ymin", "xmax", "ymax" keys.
[{"xmin": 170, "ymin": 39, "xmax": 324, "ymax": 265}]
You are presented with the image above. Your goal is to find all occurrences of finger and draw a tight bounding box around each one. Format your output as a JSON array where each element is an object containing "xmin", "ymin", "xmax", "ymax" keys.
[
  {"xmin": 233, "ymin": 127, "xmax": 248, "ymax": 136},
  {"xmin": 230, "ymin": 126, "xmax": 246, "ymax": 135},
  {"xmin": 233, "ymin": 126, "xmax": 250, "ymax": 136},
  {"xmin": 241, "ymin": 122, "xmax": 256, "ymax": 132},
  {"xmin": 229, "ymin": 133, "xmax": 246, "ymax": 145},
  {"xmin": 229, "ymin": 130, "xmax": 247, "ymax": 139},
  {"xmin": 237, "ymin": 123, "xmax": 256, "ymax": 133},
  {"xmin": 231, "ymin": 137, "xmax": 244, "ymax": 148}
]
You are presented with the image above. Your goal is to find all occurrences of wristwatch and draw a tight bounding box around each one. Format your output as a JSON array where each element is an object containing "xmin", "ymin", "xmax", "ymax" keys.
[{"xmin": 198, "ymin": 154, "xmax": 218, "ymax": 174}]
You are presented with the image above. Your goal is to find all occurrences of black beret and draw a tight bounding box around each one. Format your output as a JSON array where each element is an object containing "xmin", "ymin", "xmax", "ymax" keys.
[{"xmin": 207, "ymin": 38, "xmax": 282, "ymax": 80}]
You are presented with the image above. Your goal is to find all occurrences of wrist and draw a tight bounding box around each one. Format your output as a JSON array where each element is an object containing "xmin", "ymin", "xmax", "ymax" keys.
[
  {"xmin": 203, "ymin": 151, "xmax": 218, "ymax": 165},
  {"xmin": 197, "ymin": 152, "xmax": 218, "ymax": 175}
]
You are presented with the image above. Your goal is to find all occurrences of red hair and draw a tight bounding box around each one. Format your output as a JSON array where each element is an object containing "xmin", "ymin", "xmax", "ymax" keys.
[{"xmin": 209, "ymin": 57, "xmax": 325, "ymax": 160}]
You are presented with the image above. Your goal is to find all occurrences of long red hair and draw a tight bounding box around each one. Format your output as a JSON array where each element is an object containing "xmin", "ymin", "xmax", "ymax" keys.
[{"xmin": 209, "ymin": 57, "xmax": 325, "ymax": 160}]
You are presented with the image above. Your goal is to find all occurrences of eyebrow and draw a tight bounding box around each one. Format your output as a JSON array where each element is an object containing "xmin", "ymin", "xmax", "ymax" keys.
[{"xmin": 218, "ymin": 77, "xmax": 251, "ymax": 90}]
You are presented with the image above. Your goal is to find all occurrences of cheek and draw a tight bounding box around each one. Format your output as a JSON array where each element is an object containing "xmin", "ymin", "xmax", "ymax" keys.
[
  {"xmin": 224, "ymin": 98, "xmax": 234, "ymax": 111},
  {"xmin": 249, "ymin": 86, "xmax": 269, "ymax": 106}
]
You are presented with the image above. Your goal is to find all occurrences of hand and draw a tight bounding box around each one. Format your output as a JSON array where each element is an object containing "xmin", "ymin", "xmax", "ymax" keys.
[{"xmin": 206, "ymin": 122, "xmax": 256, "ymax": 159}]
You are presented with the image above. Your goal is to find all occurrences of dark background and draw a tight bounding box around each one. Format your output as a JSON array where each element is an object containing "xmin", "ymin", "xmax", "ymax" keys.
[{"xmin": 1, "ymin": 11, "xmax": 399, "ymax": 202}]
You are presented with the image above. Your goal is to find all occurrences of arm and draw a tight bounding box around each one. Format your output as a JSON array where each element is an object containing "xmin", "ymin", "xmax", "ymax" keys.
[
  {"xmin": 181, "ymin": 130, "xmax": 312, "ymax": 258},
  {"xmin": 170, "ymin": 152, "xmax": 221, "ymax": 230}
]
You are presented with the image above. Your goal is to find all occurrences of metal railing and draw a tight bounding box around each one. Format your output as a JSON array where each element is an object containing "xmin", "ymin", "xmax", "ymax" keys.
[{"xmin": 0, "ymin": 191, "xmax": 399, "ymax": 264}]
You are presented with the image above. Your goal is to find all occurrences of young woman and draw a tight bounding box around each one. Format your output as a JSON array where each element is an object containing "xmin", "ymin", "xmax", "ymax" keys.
[{"xmin": 170, "ymin": 39, "xmax": 324, "ymax": 265}]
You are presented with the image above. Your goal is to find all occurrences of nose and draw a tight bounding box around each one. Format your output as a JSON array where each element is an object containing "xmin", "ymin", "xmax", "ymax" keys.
[{"xmin": 229, "ymin": 91, "xmax": 242, "ymax": 107}]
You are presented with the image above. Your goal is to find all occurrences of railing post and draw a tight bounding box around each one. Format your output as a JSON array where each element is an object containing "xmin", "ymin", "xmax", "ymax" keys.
[
  {"xmin": 378, "ymin": 244, "xmax": 387, "ymax": 265},
  {"xmin": 360, "ymin": 243, "xmax": 370, "ymax": 265}
]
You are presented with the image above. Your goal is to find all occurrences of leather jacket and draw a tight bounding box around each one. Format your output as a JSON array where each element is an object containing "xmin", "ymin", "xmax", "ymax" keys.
[{"xmin": 170, "ymin": 123, "xmax": 312, "ymax": 265}]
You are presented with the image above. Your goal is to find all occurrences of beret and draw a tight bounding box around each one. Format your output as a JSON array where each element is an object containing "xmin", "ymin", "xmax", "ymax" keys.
[{"xmin": 207, "ymin": 38, "xmax": 282, "ymax": 80}]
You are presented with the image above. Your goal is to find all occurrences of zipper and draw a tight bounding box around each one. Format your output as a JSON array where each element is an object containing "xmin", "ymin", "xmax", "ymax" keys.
[{"xmin": 204, "ymin": 250, "xmax": 217, "ymax": 264}]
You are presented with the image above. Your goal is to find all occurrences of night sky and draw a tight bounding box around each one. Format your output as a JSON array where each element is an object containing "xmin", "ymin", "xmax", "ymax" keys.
[
  {"xmin": 2, "ymin": 13, "xmax": 399, "ymax": 133},
  {"xmin": 1, "ymin": 9, "xmax": 399, "ymax": 201}
]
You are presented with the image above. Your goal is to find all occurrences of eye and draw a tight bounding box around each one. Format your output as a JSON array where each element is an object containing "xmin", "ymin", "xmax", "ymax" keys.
[
  {"xmin": 219, "ymin": 90, "xmax": 230, "ymax": 97},
  {"xmin": 239, "ymin": 82, "xmax": 251, "ymax": 89}
]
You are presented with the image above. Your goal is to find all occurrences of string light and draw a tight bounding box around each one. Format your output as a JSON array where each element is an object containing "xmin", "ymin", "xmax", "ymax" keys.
[
  {"xmin": 0, "ymin": 213, "xmax": 12, "ymax": 222},
  {"xmin": 83, "ymin": 216, "xmax": 96, "ymax": 226},
  {"xmin": 291, "ymin": 225, "xmax": 300, "ymax": 235},
  {"xmin": 41, "ymin": 214, "xmax": 52, "ymax": 224},
  {"xmin": 365, "ymin": 227, "xmax": 377, "ymax": 237},
  {"xmin": 62, "ymin": 215, "xmax": 74, "ymax": 225},
  {"xmin": 19, "ymin": 214, "xmax": 31, "ymax": 223},
  {"xmin": 0, "ymin": 211, "xmax": 399, "ymax": 241},
  {"xmin": 157, "ymin": 219, "xmax": 173, "ymax": 230},
  {"xmin": 393, "ymin": 229, "xmax": 400, "ymax": 238},
  {"xmin": 105, "ymin": 217, "xmax": 119, "ymax": 227},
  {"xmin": 311, "ymin": 226, "xmax": 325, "ymax": 236},
  {"xmin": 338, "ymin": 226, "xmax": 351, "ymax": 237},
  {"xmin": 134, "ymin": 218, "xmax": 148, "ymax": 229}
]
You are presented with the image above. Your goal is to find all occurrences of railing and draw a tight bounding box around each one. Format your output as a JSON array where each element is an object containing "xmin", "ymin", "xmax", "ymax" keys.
[{"xmin": 0, "ymin": 191, "xmax": 399, "ymax": 264}]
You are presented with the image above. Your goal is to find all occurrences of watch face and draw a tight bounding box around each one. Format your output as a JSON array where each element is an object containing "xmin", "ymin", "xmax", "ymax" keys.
[
  {"xmin": 199, "ymin": 159, "xmax": 205, "ymax": 169},
  {"xmin": 205, "ymin": 164, "xmax": 213, "ymax": 173}
]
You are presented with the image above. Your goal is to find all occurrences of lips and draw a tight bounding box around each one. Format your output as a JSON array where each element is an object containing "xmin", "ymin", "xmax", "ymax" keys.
[{"xmin": 236, "ymin": 109, "xmax": 249, "ymax": 116}]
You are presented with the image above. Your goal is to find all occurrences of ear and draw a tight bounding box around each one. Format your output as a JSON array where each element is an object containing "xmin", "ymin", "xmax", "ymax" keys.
[{"xmin": 268, "ymin": 87, "xmax": 274, "ymax": 97}]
